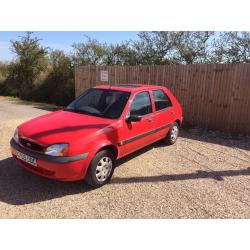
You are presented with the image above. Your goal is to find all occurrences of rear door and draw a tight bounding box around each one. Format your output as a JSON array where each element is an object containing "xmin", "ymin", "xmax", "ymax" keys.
[
  {"xmin": 120, "ymin": 91, "xmax": 156, "ymax": 156},
  {"xmin": 150, "ymin": 88, "xmax": 175, "ymax": 140}
]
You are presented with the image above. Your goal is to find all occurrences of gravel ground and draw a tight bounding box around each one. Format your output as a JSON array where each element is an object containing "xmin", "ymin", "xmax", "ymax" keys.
[{"xmin": 0, "ymin": 96, "xmax": 249, "ymax": 218}]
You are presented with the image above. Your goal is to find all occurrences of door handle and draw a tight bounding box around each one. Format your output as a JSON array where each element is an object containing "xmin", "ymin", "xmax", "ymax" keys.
[
  {"xmin": 147, "ymin": 118, "xmax": 154, "ymax": 122},
  {"xmin": 170, "ymin": 110, "xmax": 175, "ymax": 115}
]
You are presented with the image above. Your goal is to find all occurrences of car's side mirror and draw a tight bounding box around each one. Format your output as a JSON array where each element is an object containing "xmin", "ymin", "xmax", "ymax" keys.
[{"xmin": 125, "ymin": 114, "xmax": 142, "ymax": 123}]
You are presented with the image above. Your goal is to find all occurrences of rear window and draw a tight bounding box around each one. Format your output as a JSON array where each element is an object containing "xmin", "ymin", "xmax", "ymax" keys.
[{"xmin": 152, "ymin": 89, "xmax": 172, "ymax": 111}]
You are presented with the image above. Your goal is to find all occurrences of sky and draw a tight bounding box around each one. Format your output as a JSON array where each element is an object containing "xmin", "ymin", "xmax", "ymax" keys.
[{"xmin": 0, "ymin": 31, "xmax": 139, "ymax": 61}]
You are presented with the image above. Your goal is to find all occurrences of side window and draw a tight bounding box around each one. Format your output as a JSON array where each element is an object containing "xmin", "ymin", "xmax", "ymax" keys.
[
  {"xmin": 152, "ymin": 89, "xmax": 172, "ymax": 111},
  {"xmin": 130, "ymin": 91, "xmax": 152, "ymax": 116}
]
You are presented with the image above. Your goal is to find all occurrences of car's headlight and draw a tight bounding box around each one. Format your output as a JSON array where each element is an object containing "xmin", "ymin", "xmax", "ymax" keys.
[
  {"xmin": 13, "ymin": 128, "xmax": 19, "ymax": 143},
  {"xmin": 45, "ymin": 143, "xmax": 69, "ymax": 156}
]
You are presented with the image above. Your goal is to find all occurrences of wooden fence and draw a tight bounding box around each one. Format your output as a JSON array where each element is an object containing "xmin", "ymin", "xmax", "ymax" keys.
[{"xmin": 75, "ymin": 64, "xmax": 250, "ymax": 135}]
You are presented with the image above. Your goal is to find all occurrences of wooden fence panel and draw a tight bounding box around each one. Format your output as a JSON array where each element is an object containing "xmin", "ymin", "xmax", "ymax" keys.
[{"xmin": 75, "ymin": 64, "xmax": 250, "ymax": 135}]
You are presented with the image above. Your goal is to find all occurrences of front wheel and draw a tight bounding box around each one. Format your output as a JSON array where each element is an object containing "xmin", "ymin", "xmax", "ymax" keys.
[
  {"xmin": 85, "ymin": 150, "xmax": 115, "ymax": 187},
  {"xmin": 163, "ymin": 122, "xmax": 179, "ymax": 145}
]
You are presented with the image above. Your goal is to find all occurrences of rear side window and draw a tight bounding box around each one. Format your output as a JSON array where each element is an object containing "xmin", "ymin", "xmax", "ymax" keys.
[
  {"xmin": 130, "ymin": 91, "xmax": 152, "ymax": 116},
  {"xmin": 152, "ymin": 89, "xmax": 172, "ymax": 111}
]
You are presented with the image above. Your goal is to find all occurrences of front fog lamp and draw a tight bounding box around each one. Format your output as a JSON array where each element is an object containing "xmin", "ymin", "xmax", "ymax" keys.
[
  {"xmin": 45, "ymin": 144, "xmax": 69, "ymax": 156},
  {"xmin": 13, "ymin": 128, "xmax": 19, "ymax": 143}
]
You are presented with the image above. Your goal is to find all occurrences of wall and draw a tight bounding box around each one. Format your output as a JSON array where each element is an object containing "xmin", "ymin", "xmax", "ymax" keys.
[{"xmin": 75, "ymin": 64, "xmax": 250, "ymax": 134}]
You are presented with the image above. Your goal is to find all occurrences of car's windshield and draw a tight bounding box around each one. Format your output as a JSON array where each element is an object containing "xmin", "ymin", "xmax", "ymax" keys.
[{"xmin": 65, "ymin": 88, "xmax": 130, "ymax": 119}]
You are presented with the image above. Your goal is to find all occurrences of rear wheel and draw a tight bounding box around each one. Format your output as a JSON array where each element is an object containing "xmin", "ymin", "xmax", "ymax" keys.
[
  {"xmin": 163, "ymin": 122, "xmax": 179, "ymax": 145},
  {"xmin": 85, "ymin": 150, "xmax": 115, "ymax": 187}
]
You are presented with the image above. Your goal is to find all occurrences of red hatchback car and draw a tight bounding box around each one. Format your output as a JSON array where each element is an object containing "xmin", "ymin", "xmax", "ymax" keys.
[{"xmin": 10, "ymin": 84, "xmax": 183, "ymax": 187}]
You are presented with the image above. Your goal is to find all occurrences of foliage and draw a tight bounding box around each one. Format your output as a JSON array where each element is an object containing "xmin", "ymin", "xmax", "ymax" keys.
[
  {"xmin": 131, "ymin": 31, "xmax": 179, "ymax": 65},
  {"xmin": 103, "ymin": 42, "xmax": 138, "ymax": 65},
  {"xmin": 209, "ymin": 32, "xmax": 250, "ymax": 63},
  {"xmin": 72, "ymin": 37, "xmax": 107, "ymax": 65},
  {"xmin": 30, "ymin": 50, "xmax": 74, "ymax": 106},
  {"xmin": 0, "ymin": 33, "xmax": 74, "ymax": 105},
  {"xmin": 10, "ymin": 32, "xmax": 49, "ymax": 97},
  {"xmin": 71, "ymin": 31, "xmax": 249, "ymax": 66},
  {"xmin": 0, "ymin": 62, "xmax": 9, "ymax": 80},
  {"xmin": 174, "ymin": 31, "xmax": 214, "ymax": 64},
  {"xmin": 0, "ymin": 31, "xmax": 249, "ymax": 106}
]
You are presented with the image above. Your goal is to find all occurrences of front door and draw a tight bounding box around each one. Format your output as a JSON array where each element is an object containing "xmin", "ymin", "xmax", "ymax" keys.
[{"xmin": 120, "ymin": 91, "xmax": 156, "ymax": 156}]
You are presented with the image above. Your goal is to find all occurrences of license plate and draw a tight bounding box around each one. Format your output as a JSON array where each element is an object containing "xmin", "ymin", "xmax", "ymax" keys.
[{"xmin": 16, "ymin": 150, "xmax": 37, "ymax": 167}]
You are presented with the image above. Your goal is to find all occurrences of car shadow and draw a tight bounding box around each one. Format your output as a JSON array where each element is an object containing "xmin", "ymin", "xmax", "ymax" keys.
[
  {"xmin": 116, "ymin": 140, "xmax": 166, "ymax": 167},
  {"xmin": 1, "ymin": 139, "xmax": 249, "ymax": 206},
  {"xmin": 0, "ymin": 141, "xmax": 163, "ymax": 206},
  {"xmin": 113, "ymin": 139, "xmax": 250, "ymax": 184},
  {"xmin": 0, "ymin": 157, "xmax": 93, "ymax": 206},
  {"xmin": 111, "ymin": 167, "xmax": 250, "ymax": 184}
]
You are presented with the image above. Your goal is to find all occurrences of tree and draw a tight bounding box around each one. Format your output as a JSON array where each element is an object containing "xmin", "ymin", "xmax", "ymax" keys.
[
  {"xmin": 49, "ymin": 50, "xmax": 74, "ymax": 104},
  {"xmin": 50, "ymin": 50, "xmax": 73, "ymax": 79},
  {"xmin": 32, "ymin": 50, "xmax": 74, "ymax": 105},
  {"xmin": 132, "ymin": 31, "xmax": 178, "ymax": 65},
  {"xmin": 71, "ymin": 37, "xmax": 139, "ymax": 66},
  {"xmin": 174, "ymin": 31, "xmax": 214, "ymax": 64},
  {"xmin": 72, "ymin": 37, "xmax": 107, "ymax": 65},
  {"xmin": 0, "ymin": 62, "xmax": 9, "ymax": 82},
  {"xmin": 128, "ymin": 31, "xmax": 214, "ymax": 65},
  {"xmin": 103, "ymin": 42, "xmax": 138, "ymax": 65},
  {"xmin": 10, "ymin": 32, "xmax": 48, "ymax": 96},
  {"xmin": 210, "ymin": 32, "xmax": 250, "ymax": 63}
]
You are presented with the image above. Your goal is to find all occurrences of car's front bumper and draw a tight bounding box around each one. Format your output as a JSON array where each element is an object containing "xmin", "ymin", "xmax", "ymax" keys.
[{"xmin": 10, "ymin": 138, "xmax": 90, "ymax": 181}]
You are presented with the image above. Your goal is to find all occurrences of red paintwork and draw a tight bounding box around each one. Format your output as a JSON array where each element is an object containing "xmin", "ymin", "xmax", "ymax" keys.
[{"xmin": 11, "ymin": 84, "xmax": 183, "ymax": 181}]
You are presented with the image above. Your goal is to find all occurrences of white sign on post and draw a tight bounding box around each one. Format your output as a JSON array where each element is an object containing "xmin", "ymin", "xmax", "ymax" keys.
[{"xmin": 100, "ymin": 70, "xmax": 108, "ymax": 82}]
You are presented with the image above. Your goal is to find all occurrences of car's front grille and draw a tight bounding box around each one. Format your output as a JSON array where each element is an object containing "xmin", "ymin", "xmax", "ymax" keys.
[{"xmin": 19, "ymin": 138, "xmax": 44, "ymax": 153}]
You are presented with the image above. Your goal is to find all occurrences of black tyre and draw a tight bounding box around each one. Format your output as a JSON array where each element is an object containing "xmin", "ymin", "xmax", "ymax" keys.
[
  {"xmin": 85, "ymin": 150, "xmax": 115, "ymax": 187},
  {"xmin": 163, "ymin": 122, "xmax": 179, "ymax": 145}
]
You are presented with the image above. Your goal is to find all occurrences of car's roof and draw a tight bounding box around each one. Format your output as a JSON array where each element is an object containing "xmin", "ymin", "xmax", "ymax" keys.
[{"xmin": 94, "ymin": 84, "xmax": 167, "ymax": 92}]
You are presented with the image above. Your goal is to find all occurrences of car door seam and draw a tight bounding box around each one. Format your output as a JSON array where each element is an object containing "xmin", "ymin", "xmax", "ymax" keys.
[{"xmin": 118, "ymin": 123, "xmax": 172, "ymax": 146}]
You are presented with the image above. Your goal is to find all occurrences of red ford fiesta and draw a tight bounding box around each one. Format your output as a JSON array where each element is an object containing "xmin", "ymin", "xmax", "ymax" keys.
[{"xmin": 10, "ymin": 84, "xmax": 183, "ymax": 187}]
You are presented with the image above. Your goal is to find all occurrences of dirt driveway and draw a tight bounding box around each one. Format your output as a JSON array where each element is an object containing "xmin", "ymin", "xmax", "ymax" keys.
[{"xmin": 0, "ymin": 96, "xmax": 249, "ymax": 218}]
